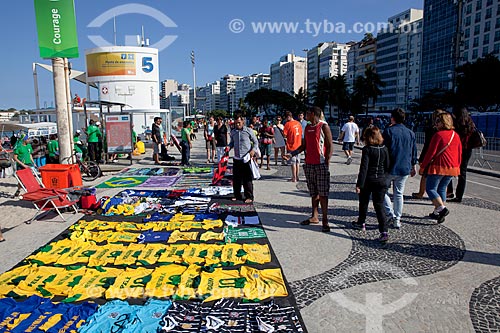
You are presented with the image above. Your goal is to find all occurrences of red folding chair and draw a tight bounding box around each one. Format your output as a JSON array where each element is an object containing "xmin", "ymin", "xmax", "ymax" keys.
[{"xmin": 14, "ymin": 168, "xmax": 79, "ymax": 223}]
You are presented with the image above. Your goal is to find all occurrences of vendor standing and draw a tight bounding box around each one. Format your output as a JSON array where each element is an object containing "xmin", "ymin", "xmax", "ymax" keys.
[
  {"xmin": 13, "ymin": 135, "xmax": 35, "ymax": 197},
  {"xmin": 86, "ymin": 120, "xmax": 102, "ymax": 162}
]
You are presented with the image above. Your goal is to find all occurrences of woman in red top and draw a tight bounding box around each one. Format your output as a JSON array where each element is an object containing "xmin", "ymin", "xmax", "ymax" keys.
[{"xmin": 419, "ymin": 113, "xmax": 462, "ymax": 223}]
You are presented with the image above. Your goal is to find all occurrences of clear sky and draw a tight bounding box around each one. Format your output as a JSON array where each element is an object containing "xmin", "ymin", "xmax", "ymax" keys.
[{"xmin": 0, "ymin": 0, "xmax": 423, "ymax": 110}]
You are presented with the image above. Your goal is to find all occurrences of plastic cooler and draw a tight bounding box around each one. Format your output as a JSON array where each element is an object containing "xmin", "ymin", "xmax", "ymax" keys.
[{"xmin": 39, "ymin": 164, "xmax": 82, "ymax": 189}]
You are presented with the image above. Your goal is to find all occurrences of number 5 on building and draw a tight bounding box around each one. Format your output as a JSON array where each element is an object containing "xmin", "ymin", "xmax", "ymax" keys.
[{"xmin": 142, "ymin": 57, "xmax": 154, "ymax": 73}]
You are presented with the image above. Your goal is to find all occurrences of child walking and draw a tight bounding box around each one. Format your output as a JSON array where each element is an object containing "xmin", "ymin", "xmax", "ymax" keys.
[{"xmin": 353, "ymin": 126, "xmax": 391, "ymax": 242}]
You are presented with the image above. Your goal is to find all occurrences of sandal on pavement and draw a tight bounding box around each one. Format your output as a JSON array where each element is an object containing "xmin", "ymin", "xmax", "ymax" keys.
[
  {"xmin": 244, "ymin": 199, "xmax": 253, "ymax": 204},
  {"xmin": 411, "ymin": 192, "xmax": 423, "ymax": 199},
  {"xmin": 300, "ymin": 219, "xmax": 320, "ymax": 225},
  {"xmin": 0, "ymin": 238, "xmax": 5, "ymax": 242}
]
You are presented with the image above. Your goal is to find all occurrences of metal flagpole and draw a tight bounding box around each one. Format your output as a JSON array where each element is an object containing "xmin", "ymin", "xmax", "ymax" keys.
[{"xmin": 191, "ymin": 50, "xmax": 196, "ymax": 116}]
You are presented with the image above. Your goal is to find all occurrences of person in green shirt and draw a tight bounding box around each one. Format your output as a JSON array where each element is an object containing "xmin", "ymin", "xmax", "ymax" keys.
[
  {"xmin": 181, "ymin": 120, "xmax": 192, "ymax": 166},
  {"xmin": 13, "ymin": 135, "xmax": 35, "ymax": 197},
  {"xmin": 74, "ymin": 130, "xmax": 87, "ymax": 160},
  {"xmin": 86, "ymin": 120, "xmax": 102, "ymax": 162},
  {"xmin": 47, "ymin": 134, "xmax": 59, "ymax": 164}
]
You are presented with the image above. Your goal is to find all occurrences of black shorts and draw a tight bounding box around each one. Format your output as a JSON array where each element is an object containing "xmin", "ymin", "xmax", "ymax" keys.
[
  {"xmin": 303, "ymin": 163, "xmax": 330, "ymax": 197},
  {"xmin": 342, "ymin": 142, "xmax": 355, "ymax": 151}
]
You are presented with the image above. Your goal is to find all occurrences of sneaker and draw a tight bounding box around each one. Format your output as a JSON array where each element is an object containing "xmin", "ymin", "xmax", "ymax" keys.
[
  {"xmin": 428, "ymin": 212, "xmax": 439, "ymax": 220},
  {"xmin": 352, "ymin": 222, "xmax": 366, "ymax": 230},
  {"xmin": 437, "ymin": 207, "xmax": 449, "ymax": 224},
  {"xmin": 392, "ymin": 219, "xmax": 401, "ymax": 229},
  {"xmin": 346, "ymin": 157, "xmax": 352, "ymax": 165},
  {"xmin": 378, "ymin": 232, "xmax": 389, "ymax": 242},
  {"xmin": 446, "ymin": 193, "xmax": 455, "ymax": 199}
]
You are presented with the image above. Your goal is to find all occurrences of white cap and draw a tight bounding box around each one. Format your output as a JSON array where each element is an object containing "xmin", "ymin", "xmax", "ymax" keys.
[
  {"xmin": 96, "ymin": 122, "xmax": 101, "ymax": 126},
  {"xmin": 76, "ymin": 140, "xmax": 82, "ymax": 145},
  {"xmin": 76, "ymin": 129, "xmax": 81, "ymax": 134}
]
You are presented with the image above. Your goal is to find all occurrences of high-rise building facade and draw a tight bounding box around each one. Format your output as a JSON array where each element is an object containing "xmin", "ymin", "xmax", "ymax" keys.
[
  {"xmin": 203, "ymin": 81, "xmax": 221, "ymax": 112},
  {"xmin": 235, "ymin": 73, "xmax": 271, "ymax": 104},
  {"xmin": 421, "ymin": 0, "xmax": 461, "ymax": 93},
  {"xmin": 270, "ymin": 54, "xmax": 306, "ymax": 95},
  {"xmin": 346, "ymin": 36, "xmax": 377, "ymax": 89},
  {"xmin": 460, "ymin": 0, "xmax": 500, "ymax": 64},
  {"xmin": 160, "ymin": 79, "xmax": 178, "ymax": 109},
  {"xmin": 220, "ymin": 74, "xmax": 242, "ymax": 115},
  {"xmin": 376, "ymin": 9, "xmax": 424, "ymax": 110},
  {"xmin": 307, "ymin": 42, "xmax": 353, "ymax": 95}
]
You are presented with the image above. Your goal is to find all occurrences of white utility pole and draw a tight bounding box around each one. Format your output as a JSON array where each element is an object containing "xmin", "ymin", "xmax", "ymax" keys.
[{"xmin": 52, "ymin": 58, "xmax": 72, "ymax": 164}]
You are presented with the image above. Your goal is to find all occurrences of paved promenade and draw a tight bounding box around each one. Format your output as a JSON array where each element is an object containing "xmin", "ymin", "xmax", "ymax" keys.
[{"xmin": 0, "ymin": 138, "xmax": 499, "ymax": 332}]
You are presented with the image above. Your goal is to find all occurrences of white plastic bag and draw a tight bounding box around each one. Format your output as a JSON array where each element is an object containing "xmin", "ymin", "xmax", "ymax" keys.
[
  {"xmin": 3, "ymin": 166, "xmax": 14, "ymax": 177},
  {"xmin": 250, "ymin": 159, "xmax": 261, "ymax": 180}
]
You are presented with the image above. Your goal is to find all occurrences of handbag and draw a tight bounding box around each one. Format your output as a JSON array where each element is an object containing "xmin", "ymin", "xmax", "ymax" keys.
[
  {"xmin": 422, "ymin": 131, "xmax": 455, "ymax": 175},
  {"xmin": 467, "ymin": 126, "xmax": 487, "ymax": 149}
]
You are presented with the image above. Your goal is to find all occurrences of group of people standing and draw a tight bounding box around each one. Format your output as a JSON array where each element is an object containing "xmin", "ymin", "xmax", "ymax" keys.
[
  {"xmin": 227, "ymin": 106, "xmax": 474, "ymax": 243},
  {"xmin": 353, "ymin": 107, "xmax": 471, "ymax": 242}
]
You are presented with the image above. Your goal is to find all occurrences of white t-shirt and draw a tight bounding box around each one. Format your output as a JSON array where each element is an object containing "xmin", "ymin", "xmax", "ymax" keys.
[
  {"xmin": 273, "ymin": 124, "xmax": 285, "ymax": 148},
  {"xmin": 341, "ymin": 122, "xmax": 359, "ymax": 142}
]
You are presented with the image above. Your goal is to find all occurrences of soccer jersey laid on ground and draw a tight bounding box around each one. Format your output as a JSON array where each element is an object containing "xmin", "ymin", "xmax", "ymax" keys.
[
  {"xmin": 0, "ymin": 295, "xmax": 47, "ymax": 332},
  {"xmin": 157, "ymin": 244, "xmax": 187, "ymax": 264},
  {"xmin": 224, "ymin": 227, "xmax": 267, "ymax": 243},
  {"xmin": 144, "ymin": 264, "xmax": 187, "ymax": 298},
  {"xmin": 199, "ymin": 231, "xmax": 225, "ymax": 242},
  {"xmin": 175, "ymin": 264, "xmax": 202, "ymax": 300},
  {"xmin": 0, "ymin": 265, "xmax": 34, "ymax": 297},
  {"xmin": 78, "ymin": 300, "xmax": 140, "ymax": 333},
  {"xmin": 242, "ymin": 244, "xmax": 271, "ymax": 264},
  {"xmin": 200, "ymin": 303, "xmax": 249, "ymax": 333},
  {"xmin": 105, "ymin": 267, "xmax": 153, "ymax": 300},
  {"xmin": 220, "ymin": 244, "xmax": 246, "ymax": 266},
  {"xmin": 157, "ymin": 302, "xmax": 203, "ymax": 332},
  {"xmin": 12, "ymin": 266, "xmax": 65, "ymax": 297},
  {"xmin": 240, "ymin": 266, "xmax": 288, "ymax": 301},
  {"xmin": 87, "ymin": 244, "xmax": 125, "ymax": 267},
  {"xmin": 123, "ymin": 298, "xmax": 172, "ymax": 333},
  {"xmin": 136, "ymin": 243, "xmax": 167, "ymax": 266},
  {"xmin": 47, "ymin": 301, "xmax": 98, "ymax": 333},
  {"xmin": 248, "ymin": 304, "xmax": 304, "ymax": 333},
  {"xmin": 114, "ymin": 243, "xmax": 145, "ymax": 266},
  {"xmin": 40, "ymin": 266, "xmax": 87, "ymax": 297},
  {"xmin": 55, "ymin": 241, "xmax": 93, "ymax": 266},
  {"xmin": 27, "ymin": 239, "xmax": 75, "ymax": 265},
  {"xmin": 168, "ymin": 231, "xmax": 199, "ymax": 243},
  {"xmin": 198, "ymin": 268, "xmax": 246, "ymax": 302},
  {"xmin": 65, "ymin": 267, "xmax": 122, "ymax": 302}
]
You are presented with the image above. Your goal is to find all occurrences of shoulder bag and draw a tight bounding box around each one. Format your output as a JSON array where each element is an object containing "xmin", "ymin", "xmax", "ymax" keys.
[
  {"xmin": 467, "ymin": 125, "xmax": 487, "ymax": 149},
  {"xmin": 423, "ymin": 131, "xmax": 455, "ymax": 175}
]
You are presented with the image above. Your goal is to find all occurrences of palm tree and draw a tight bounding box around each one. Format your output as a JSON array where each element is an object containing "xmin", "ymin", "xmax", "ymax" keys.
[
  {"xmin": 330, "ymin": 74, "xmax": 350, "ymax": 120},
  {"xmin": 294, "ymin": 87, "xmax": 308, "ymax": 114},
  {"xmin": 313, "ymin": 78, "xmax": 329, "ymax": 110},
  {"xmin": 363, "ymin": 66, "xmax": 386, "ymax": 114}
]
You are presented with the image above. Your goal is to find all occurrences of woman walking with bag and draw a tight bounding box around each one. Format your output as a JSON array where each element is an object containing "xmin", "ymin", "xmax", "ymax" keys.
[
  {"xmin": 447, "ymin": 107, "xmax": 476, "ymax": 203},
  {"xmin": 419, "ymin": 113, "xmax": 462, "ymax": 224},
  {"xmin": 353, "ymin": 126, "xmax": 391, "ymax": 242}
]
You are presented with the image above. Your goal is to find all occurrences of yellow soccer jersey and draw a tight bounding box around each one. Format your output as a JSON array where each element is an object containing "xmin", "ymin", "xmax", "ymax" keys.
[
  {"xmin": 66, "ymin": 267, "xmax": 122, "ymax": 302},
  {"xmin": 41, "ymin": 266, "xmax": 87, "ymax": 297},
  {"xmin": 240, "ymin": 266, "xmax": 288, "ymax": 301},
  {"xmin": 242, "ymin": 244, "xmax": 271, "ymax": 264},
  {"xmin": 136, "ymin": 244, "xmax": 166, "ymax": 266},
  {"xmin": 55, "ymin": 242, "xmax": 94, "ymax": 266},
  {"xmin": 0, "ymin": 265, "xmax": 34, "ymax": 296},
  {"xmin": 175, "ymin": 264, "xmax": 201, "ymax": 300},
  {"xmin": 179, "ymin": 221, "xmax": 204, "ymax": 231},
  {"xmin": 168, "ymin": 230, "xmax": 198, "ymax": 243},
  {"xmin": 12, "ymin": 266, "xmax": 65, "ymax": 297},
  {"xmin": 204, "ymin": 244, "xmax": 223, "ymax": 266},
  {"xmin": 105, "ymin": 267, "xmax": 152, "ymax": 300},
  {"xmin": 170, "ymin": 213, "xmax": 196, "ymax": 222},
  {"xmin": 199, "ymin": 231, "xmax": 225, "ymax": 242},
  {"xmin": 87, "ymin": 244, "xmax": 125, "ymax": 267},
  {"xmin": 107, "ymin": 231, "xmax": 139, "ymax": 243},
  {"xmin": 182, "ymin": 244, "xmax": 211, "ymax": 265},
  {"xmin": 221, "ymin": 244, "xmax": 246, "ymax": 266},
  {"xmin": 114, "ymin": 243, "xmax": 145, "ymax": 266},
  {"xmin": 201, "ymin": 219, "xmax": 223, "ymax": 230},
  {"xmin": 198, "ymin": 268, "xmax": 245, "ymax": 302},
  {"xmin": 144, "ymin": 264, "xmax": 187, "ymax": 298},
  {"xmin": 157, "ymin": 244, "xmax": 187, "ymax": 264},
  {"xmin": 27, "ymin": 239, "xmax": 75, "ymax": 265}
]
